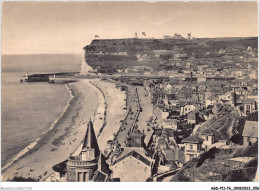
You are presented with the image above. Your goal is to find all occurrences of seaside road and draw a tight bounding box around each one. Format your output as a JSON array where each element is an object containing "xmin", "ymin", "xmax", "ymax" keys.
[
  {"xmin": 136, "ymin": 86, "xmax": 154, "ymax": 145},
  {"xmin": 115, "ymin": 85, "xmax": 141, "ymax": 146}
]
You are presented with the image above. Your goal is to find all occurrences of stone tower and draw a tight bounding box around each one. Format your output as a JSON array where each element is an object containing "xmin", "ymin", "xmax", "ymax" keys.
[{"xmin": 67, "ymin": 120, "xmax": 100, "ymax": 182}]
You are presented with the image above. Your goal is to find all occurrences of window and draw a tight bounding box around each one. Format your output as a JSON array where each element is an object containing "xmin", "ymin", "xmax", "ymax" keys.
[
  {"xmin": 189, "ymin": 144, "xmax": 193, "ymax": 149},
  {"xmin": 205, "ymin": 136, "xmax": 208, "ymax": 141},
  {"xmin": 185, "ymin": 108, "xmax": 187, "ymax": 111},
  {"xmin": 247, "ymin": 105, "xmax": 250, "ymax": 110},
  {"xmin": 83, "ymin": 172, "xmax": 88, "ymax": 182},
  {"xmin": 78, "ymin": 172, "xmax": 82, "ymax": 182}
]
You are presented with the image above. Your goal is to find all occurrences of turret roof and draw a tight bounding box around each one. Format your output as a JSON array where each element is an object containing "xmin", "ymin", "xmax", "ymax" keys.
[{"xmin": 82, "ymin": 120, "xmax": 100, "ymax": 158}]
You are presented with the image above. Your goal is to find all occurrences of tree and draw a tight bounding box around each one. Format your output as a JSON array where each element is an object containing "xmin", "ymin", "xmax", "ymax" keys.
[{"xmin": 230, "ymin": 134, "xmax": 243, "ymax": 144}]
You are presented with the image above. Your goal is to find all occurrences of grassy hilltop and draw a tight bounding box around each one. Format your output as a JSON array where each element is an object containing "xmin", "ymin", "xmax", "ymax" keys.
[{"xmin": 83, "ymin": 37, "xmax": 257, "ymax": 73}]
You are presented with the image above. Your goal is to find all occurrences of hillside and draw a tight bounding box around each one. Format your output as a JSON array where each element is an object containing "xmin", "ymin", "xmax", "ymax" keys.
[
  {"xmin": 171, "ymin": 143, "xmax": 258, "ymax": 182},
  {"xmin": 196, "ymin": 107, "xmax": 241, "ymax": 140},
  {"xmin": 83, "ymin": 37, "xmax": 257, "ymax": 73}
]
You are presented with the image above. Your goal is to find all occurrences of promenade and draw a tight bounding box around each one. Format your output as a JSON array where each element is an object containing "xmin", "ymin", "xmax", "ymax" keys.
[{"xmin": 115, "ymin": 84, "xmax": 141, "ymax": 146}]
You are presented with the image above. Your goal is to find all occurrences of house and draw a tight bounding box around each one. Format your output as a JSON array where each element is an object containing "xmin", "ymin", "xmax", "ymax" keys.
[
  {"xmin": 187, "ymin": 110, "xmax": 199, "ymax": 124},
  {"xmin": 153, "ymin": 106, "xmax": 169, "ymax": 124},
  {"xmin": 200, "ymin": 128, "xmax": 218, "ymax": 147},
  {"xmin": 110, "ymin": 147, "xmax": 154, "ymax": 182},
  {"xmin": 162, "ymin": 118, "xmax": 178, "ymax": 130},
  {"xmin": 241, "ymin": 98, "xmax": 258, "ymax": 116},
  {"xmin": 180, "ymin": 102, "xmax": 196, "ymax": 116},
  {"xmin": 205, "ymin": 96, "xmax": 217, "ymax": 108},
  {"xmin": 242, "ymin": 121, "xmax": 258, "ymax": 146},
  {"xmin": 182, "ymin": 135, "xmax": 204, "ymax": 162}
]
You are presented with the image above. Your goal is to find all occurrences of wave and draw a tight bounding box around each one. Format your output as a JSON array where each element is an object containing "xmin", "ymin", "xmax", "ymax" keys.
[{"xmin": 1, "ymin": 84, "xmax": 75, "ymax": 173}]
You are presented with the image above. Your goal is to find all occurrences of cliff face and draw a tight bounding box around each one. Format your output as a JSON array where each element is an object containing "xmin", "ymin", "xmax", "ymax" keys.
[
  {"xmin": 82, "ymin": 37, "xmax": 257, "ymax": 73},
  {"xmin": 80, "ymin": 52, "xmax": 94, "ymax": 75}
]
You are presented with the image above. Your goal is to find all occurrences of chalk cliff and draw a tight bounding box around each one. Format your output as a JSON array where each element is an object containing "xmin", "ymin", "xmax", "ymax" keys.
[
  {"xmin": 82, "ymin": 37, "xmax": 257, "ymax": 73},
  {"xmin": 80, "ymin": 51, "xmax": 94, "ymax": 75}
]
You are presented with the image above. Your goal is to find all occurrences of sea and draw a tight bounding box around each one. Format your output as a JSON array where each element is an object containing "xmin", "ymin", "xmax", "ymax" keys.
[{"xmin": 1, "ymin": 54, "xmax": 82, "ymax": 169}]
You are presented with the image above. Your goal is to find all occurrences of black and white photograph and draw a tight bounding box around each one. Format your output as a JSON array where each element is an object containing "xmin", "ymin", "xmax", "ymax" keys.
[{"xmin": 1, "ymin": 1, "xmax": 259, "ymax": 190}]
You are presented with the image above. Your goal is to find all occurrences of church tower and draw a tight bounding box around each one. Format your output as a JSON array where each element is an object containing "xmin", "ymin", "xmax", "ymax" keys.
[{"xmin": 67, "ymin": 120, "xmax": 100, "ymax": 182}]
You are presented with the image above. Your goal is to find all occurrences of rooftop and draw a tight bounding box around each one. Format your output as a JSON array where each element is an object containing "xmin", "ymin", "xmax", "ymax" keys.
[
  {"xmin": 200, "ymin": 128, "xmax": 218, "ymax": 136},
  {"xmin": 241, "ymin": 98, "xmax": 256, "ymax": 104},
  {"xmin": 242, "ymin": 121, "xmax": 258, "ymax": 138},
  {"xmin": 182, "ymin": 135, "xmax": 204, "ymax": 144},
  {"xmin": 113, "ymin": 147, "xmax": 153, "ymax": 166},
  {"xmin": 82, "ymin": 120, "xmax": 100, "ymax": 158}
]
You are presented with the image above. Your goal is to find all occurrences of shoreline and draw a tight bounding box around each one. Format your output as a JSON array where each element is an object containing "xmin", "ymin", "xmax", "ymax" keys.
[
  {"xmin": 1, "ymin": 78, "xmax": 127, "ymax": 182},
  {"xmin": 89, "ymin": 81, "xmax": 108, "ymax": 138},
  {"xmin": 2, "ymin": 80, "xmax": 102, "ymax": 181},
  {"xmin": 1, "ymin": 83, "xmax": 75, "ymax": 173}
]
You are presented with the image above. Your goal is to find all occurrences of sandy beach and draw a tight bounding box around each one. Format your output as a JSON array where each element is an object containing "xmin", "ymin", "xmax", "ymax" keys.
[
  {"xmin": 91, "ymin": 79, "xmax": 127, "ymax": 153},
  {"xmin": 1, "ymin": 79, "xmax": 105, "ymax": 181},
  {"xmin": 2, "ymin": 78, "xmax": 127, "ymax": 182}
]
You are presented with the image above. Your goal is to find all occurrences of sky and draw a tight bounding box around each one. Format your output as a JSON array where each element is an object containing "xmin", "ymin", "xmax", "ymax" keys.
[{"xmin": 1, "ymin": 1, "xmax": 258, "ymax": 55}]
